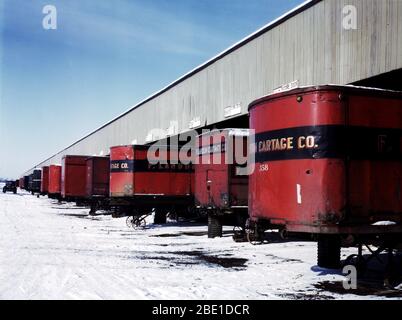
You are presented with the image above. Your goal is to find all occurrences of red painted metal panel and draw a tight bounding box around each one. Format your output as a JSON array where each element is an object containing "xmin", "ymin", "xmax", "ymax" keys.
[
  {"xmin": 110, "ymin": 145, "xmax": 193, "ymax": 198},
  {"xmin": 110, "ymin": 145, "xmax": 134, "ymax": 197},
  {"xmin": 48, "ymin": 165, "xmax": 61, "ymax": 195},
  {"xmin": 195, "ymin": 129, "xmax": 248, "ymax": 210},
  {"xmin": 61, "ymin": 155, "xmax": 89, "ymax": 198},
  {"xmin": 86, "ymin": 156, "xmax": 110, "ymax": 197},
  {"xmin": 249, "ymin": 85, "xmax": 402, "ymax": 234},
  {"xmin": 40, "ymin": 166, "xmax": 49, "ymax": 193}
]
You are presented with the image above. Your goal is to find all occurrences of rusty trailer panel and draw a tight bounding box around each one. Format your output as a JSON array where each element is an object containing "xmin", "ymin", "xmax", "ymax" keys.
[
  {"xmin": 61, "ymin": 155, "xmax": 89, "ymax": 199},
  {"xmin": 86, "ymin": 156, "xmax": 110, "ymax": 197},
  {"xmin": 195, "ymin": 129, "xmax": 249, "ymax": 238},
  {"xmin": 195, "ymin": 129, "xmax": 249, "ymax": 211}
]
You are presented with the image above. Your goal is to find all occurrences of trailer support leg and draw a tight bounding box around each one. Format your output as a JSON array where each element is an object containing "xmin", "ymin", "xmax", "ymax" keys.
[
  {"xmin": 208, "ymin": 214, "xmax": 223, "ymax": 238},
  {"xmin": 154, "ymin": 209, "xmax": 167, "ymax": 224},
  {"xmin": 89, "ymin": 203, "xmax": 98, "ymax": 216},
  {"xmin": 317, "ymin": 235, "xmax": 341, "ymax": 269}
]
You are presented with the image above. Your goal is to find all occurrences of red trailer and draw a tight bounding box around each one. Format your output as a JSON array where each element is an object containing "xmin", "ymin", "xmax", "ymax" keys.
[
  {"xmin": 61, "ymin": 155, "xmax": 89, "ymax": 202},
  {"xmin": 86, "ymin": 156, "xmax": 110, "ymax": 214},
  {"xmin": 109, "ymin": 145, "xmax": 194, "ymax": 226},
  {"xmin": 40, "ymin": 166, "xmax": 49, "ymax": 195},
  {"xmin": 195, "ymin": 129, "xmax": 249, "ymax": 238},
  {"xmin": 48, "ymin": 165, "xmax": 61, "ymax": 199},
  {"xmin": 248, "ymin": 85, "xmax": 402, "ymax": 268},
  {"xmin": 19, "ymin": 177, "xmax": 24, "ymax": 190}
]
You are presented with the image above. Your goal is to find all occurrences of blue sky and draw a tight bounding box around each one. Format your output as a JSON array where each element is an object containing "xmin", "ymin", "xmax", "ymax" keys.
[{"xmin": 0, "ymin": 0, "xmax": 303, "ymax": 178}]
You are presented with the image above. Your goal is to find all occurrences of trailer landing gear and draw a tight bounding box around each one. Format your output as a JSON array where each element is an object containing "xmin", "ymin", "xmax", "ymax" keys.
[
  {"xmin": 208, "ymin": 215, "xmax": 222, "ymax": 238},
  {"xmin": 342, "ymin": 241, "xmax": 400, "ymax": 288},
  {"xmin": 89, "ymin": 204, "xmax": 97, "ymax": 216},
  {"xmin": 154, "ymin": 209, "xmax": 167, "ymax": 224},
  {"xmin": 317, "ymin": 235, "xmax": 341, "ymax": 269},
  {"xmin": 245, "ymin": 219, "xmax": 265, "ymax": 245}
]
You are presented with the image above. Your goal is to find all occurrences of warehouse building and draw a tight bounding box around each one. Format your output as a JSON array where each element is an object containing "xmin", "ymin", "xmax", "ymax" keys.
[{"xmin": 25, "ymin": 0, "xmax": 402, "ymax": 174}]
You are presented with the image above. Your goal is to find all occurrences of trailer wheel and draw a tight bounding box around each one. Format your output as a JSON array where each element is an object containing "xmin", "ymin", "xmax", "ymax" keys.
[
  {"xmin": 126, "ymin": 216, "xmax": 133, "ymax": 228},
  {"xmin": 154, "ymin": 210, "xmax": 167, "ymax": 224},
  {"xmin": 317, "ymin": 235, "xmax": 341, "ymax": 269},
  {"xmin": 126, "ymin": 215, "xmax": 146, "ymax": 229},
  {"xmin": 89, "ymin": 204, "xmax": 98, "ymax": 216},
  {"xmin": 232, "ymin": 226, "xmax": 247, "ymax": 242},
  {"xmin": 245, "ymin": 218, "xmax": 264, "ymax": 245},
  {"xmin": 208, "ymin": 214, "xmax": 222, "ymax": 238},
  {"xmin": 247, "ymin": 230, "xmax": 264, "ymax": 245}
]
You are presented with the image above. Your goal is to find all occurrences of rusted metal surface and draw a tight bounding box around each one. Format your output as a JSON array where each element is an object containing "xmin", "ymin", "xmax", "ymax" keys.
[{"xmin": 85, "ymin": 156, "xmax": 110, "ymax": 197}]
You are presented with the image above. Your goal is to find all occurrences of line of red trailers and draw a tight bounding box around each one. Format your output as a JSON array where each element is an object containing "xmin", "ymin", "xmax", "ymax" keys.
[{"xmin": 15, "ymin": 86, "xmax": 402, "ymax": 271}]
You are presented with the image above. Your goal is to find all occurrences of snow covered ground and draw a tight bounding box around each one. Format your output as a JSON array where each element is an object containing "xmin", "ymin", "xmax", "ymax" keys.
[{"xmin": 0, "ymin": 184, "xmax": 401, "ymax": 300}]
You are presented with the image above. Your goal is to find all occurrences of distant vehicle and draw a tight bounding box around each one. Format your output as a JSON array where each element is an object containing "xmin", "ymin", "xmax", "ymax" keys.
[{"xmin": 3, "ymin": 181, "xmax": 17, "ymax": 194}]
